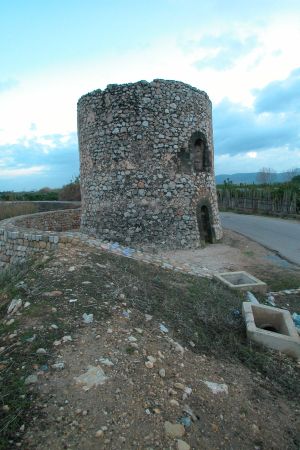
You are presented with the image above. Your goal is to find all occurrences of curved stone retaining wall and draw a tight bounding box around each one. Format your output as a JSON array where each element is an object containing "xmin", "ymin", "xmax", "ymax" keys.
[
  {"xmin": 0, "ymin": 207, "xmax": 215, "ymax": 279},
  {"xmin": 14, "ymin": 209, "xmax": 81, "ymax": 232},
  {"xmin": 0, "ymin": 208, "xmax": 226, "ymax": 281},
  {"xmin": 0, "ymin": 201, "xmax": 81, "ymax": 213},
  {"xmin": 0, "ymin": 209, "xmax": 81, "ymax": 268}
]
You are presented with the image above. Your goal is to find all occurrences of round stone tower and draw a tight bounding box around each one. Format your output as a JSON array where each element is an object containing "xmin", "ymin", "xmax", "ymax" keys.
[{"xmin": 77, "ymin": 79, "xmax": 222, "ymax": 248}]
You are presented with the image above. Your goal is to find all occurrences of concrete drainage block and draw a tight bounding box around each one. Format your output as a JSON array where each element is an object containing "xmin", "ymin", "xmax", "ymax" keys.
[
  {"xmin": 242, "ymin": 302, "xmax": 300, "ymax": 360},
  {"xmin": 214, "ymin": 271, "xmax": 267, "ymax": 293}
]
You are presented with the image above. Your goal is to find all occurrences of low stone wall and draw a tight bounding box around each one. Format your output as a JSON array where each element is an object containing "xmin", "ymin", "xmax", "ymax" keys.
[
  {"xmin": 14, "ymin": 209, "xmax": 81, "ymax": 232},
  {"xmin": 0, "ymin": 201, "xmax": 81, "ymax": 213},
  {"xmin": 0, "ymin": 209, "xmax": 81, "ymax": 269},
  {"xmin": 0, "ymin": 207, "xmax": 215, "ymax": 279}
]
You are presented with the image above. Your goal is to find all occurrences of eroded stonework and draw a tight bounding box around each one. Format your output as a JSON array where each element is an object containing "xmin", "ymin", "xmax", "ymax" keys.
[{"xmin": 78, "ymin": 79, "xmax": 222, "ymax": 248}]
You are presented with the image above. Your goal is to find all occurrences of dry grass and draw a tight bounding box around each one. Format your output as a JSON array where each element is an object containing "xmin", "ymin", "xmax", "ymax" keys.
[{"xmin": 0, "ymin": 203, "xmax": 38, "ymax": 221}]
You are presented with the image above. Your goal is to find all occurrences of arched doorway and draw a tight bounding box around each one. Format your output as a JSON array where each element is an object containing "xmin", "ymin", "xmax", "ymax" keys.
[{"xmin": 196, "ymin": 201, "xmax": 215, "ymax": 245}]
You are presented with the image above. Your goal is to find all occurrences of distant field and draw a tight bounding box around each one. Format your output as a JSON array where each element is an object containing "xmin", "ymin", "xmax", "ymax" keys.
[{"xmin": 0, "ymin": 203, "xmax": 38, "ymax": 220}]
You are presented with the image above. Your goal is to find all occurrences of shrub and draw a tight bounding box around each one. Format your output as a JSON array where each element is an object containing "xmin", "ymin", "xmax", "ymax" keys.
[{"xmin": 58, "ymin": 176, "xmax": 81, "ymax": 201}]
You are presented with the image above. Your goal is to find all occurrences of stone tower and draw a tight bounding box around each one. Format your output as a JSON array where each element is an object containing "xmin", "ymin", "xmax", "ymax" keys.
[{"xmin": 77, "ymin": 79, "xmax": 222, "ymax": 248}]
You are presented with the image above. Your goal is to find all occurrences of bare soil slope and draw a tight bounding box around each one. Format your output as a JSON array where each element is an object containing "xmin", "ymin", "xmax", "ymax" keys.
[{"xmin": 0, "ymin": 231, "xmax": 299, "ymax": 449}]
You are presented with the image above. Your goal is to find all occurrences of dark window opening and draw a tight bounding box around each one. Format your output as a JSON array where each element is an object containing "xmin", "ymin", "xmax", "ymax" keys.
[
  {"xmin": 177, "ymin": 132, "xmax": 211, "ymax": 175},
  {"xmin": 190, "ymin": 132, "xmax": 210, "ymax": 173},
  {"xmin": 193, "ymin": 138, "xmax": 205, "ymax": 173}
]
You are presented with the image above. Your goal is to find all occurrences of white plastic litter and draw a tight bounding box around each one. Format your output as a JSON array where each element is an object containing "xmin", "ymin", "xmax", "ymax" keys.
[
  {"xmin": 246, "ymin": 291, "xmax": 259, "ymax": 305},
  {"xmin": 82, "ymin": 313, "xmax": 94, "ymax": 324},
  {"xmin": 99, "ymin": 358, "xmax": 114, "ymax": 366},
  {"xmin": 159, "ymin": 323, "xmax": 169, "ymax": 333},
  {"xmin": 7, "ymin": 298, "xmax": 22, "ymax": 315}
]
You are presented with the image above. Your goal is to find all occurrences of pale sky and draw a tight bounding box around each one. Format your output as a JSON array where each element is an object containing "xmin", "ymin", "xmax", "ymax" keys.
[{"xmin": 0, "ymin": 0, "xmax": 300, "ymax": 190}]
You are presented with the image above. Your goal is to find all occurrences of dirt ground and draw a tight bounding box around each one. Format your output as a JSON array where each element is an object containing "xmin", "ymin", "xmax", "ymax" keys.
[
  {"xmin": 1, "ymin": 230, "xmax": 300, "ymax": 450},
  {"xmin": 157, "ymin": 229, "xmax": 298, "ymax": 277}
]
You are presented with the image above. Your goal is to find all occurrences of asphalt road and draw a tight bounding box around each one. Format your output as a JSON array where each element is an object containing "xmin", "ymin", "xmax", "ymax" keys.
[{"xmin": 220, "ymin": 212, "xmax": 300, "ymax": 265}]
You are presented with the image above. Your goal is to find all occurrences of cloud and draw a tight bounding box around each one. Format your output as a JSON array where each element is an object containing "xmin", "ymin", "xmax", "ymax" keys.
[
  {"xmin": 193, "ymin": 33, "xmax": 259, "ymax": 70},
  {"xmin": 214, "ymin": 68, "xmax": 300, "ymax": 155},
  {"xmin": 212, "ymin": 67, "xmax": 300, "ymax": 172},
  {"xmin": 0, "ymin": 165, "xmax": 47, "ymax": 178},
  {"xmin": 254, "ymin": 67, "xmax": 300, "ymax": 113},
  {"xmin": 215, "ymin": 147, "xmax": 300, "ymax": 174},
  {"xmin": 0, "ymin": 79, "xmax": 19, "ymax": 92},
  {"xmin": 213, "ymin": 98, "xmax": 299, "ymax": 156},
  {"xmin": 213, "ymin": 68, "xmax": 300, "ymax": 160},
  {"xmin": 0, "ymin": 133, "xmax": 79, "ymax": 190}
]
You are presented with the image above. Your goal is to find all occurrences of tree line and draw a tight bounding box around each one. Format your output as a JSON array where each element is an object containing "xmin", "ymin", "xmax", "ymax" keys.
[{"xmin": 0, "ymin": 176, "xmax": 81, "ymax": 202}]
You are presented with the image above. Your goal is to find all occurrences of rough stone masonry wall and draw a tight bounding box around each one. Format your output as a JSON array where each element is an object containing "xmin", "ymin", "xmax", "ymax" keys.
[
  {"xmin": 0, "ymin": 209, "xmax": 81, "ymax": 269},
  {"xmin": 0, "ymin": 201, "xmax": 81, "ymax": 213},
  {"xmin": 78, "ymin": 79, "xmax": 222, "ymax": 248}
]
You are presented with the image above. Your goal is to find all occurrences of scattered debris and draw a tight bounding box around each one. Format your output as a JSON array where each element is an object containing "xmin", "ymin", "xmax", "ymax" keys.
[
  {"xmin": 145, "ymin": 361, "xmax": 153, "ymax": 368},
  {"xmin": 51, "ymin": 362, "xmax": 65, "ymax": 370},
  {"xmin": 99, "ymin": 358, "xmax": 114, "ymax": 366},
  {"xmin": 74, "ymin": 365, "xmax": 108, "ymax": 390},
  {"xmin": 159, "ymin": 368, "xmax": 166, "ymax": 378},
  {"xmin": 178, "ymin": 416, "xmax": 192, "ymax": 428},
  {"xmin": 292, "ymin": 313, "xmax": 300, "ymax": 332},
  {"xmin": 170, "ymin": 399, "xmax": 180, "ymax": 407},
  {"xmin": 6, "ymin": 318, "xmax": 15, "ymax": 326},
  {"xmin": 182, "ymin": 405, "xmax": 197, "ymax": 422},
  {"xmin": 82, "ymin": 313, "xmax": 94, "ymax": 324},
  {"xmin": 173, "ymin": 341, "xmax": 184, "ymax": 354},
  {"xmin": 36, "ymin": 348, "xmax": 47, "ymax": 354},
  {"xmin": 122, "ymin": 247, "xmax": 135, "ymax": 257},
  {"xmin": 24, "ymin": 301, "xmax": 31, "ymax": 308},
  {"xmin": 7, "ymin": 298, "xmax": 22, "ymax": 315},
  {"xmin": 246, "ymin": 291, "xmax": 259, "ymax": 305},
  {"xmin": 25, "ymin": 374, "xmax": 38, "ymax": 385},
  {"xmin": 177, "ymin": 439, "xmax": 190, "ymax": 450},
  {"xmin": 96, "ymin": 262, "xmax": 107, "ymax": 269},
  {"xmin": 203, "ymin": 381, "xmax": 228, "ymax": 395},
  {"xmin": 43, "ymin": 290, "xmax": 63, "ymax": 297},
  {"xmin": 147, "ymin": 355, "xmax": 156, "ymax": 363},
  {"xmin": 159, "ymin": 323, "xmax": 169, "ymax": 333},
  {"xmin": 134, "ymin": 327, "xmax": 143, "ymax": 334},
  {"xmin": 164, "ymin": 421, "xmax": 185, "ymax": 438},
  {"xmin": 232, "ymin": 308, "xmax": 240, "ymax": 318},
  {"xmin": 62, "ymin": 335, "xmax": 72, "ymax": 342},
  {"xmin": 95, "ymin": 429, "xmax": 104, "ymax": 438},
  {"xmin": 266, "ymin": 294, "xmax": 276, "ymax": 306}
]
